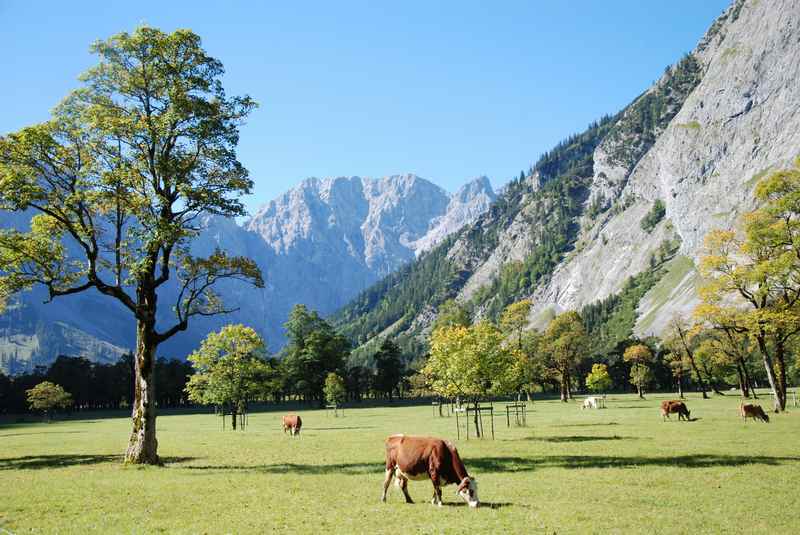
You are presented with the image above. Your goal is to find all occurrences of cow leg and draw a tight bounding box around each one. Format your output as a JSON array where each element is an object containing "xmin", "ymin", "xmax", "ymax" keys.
[
  {"xmin": 399, "ymin": 476, "xmax": 413, "ymax": 504},
  {"xmin": 429, "ymin": 473, "xmax": 442, "ymax": 507},
  {"xmin": 381, "ymin": 468, "xmax": 394, "ymax": 502}
]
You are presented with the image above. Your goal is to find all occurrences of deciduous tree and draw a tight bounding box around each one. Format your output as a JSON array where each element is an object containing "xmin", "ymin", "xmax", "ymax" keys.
[
  {"xmin": 26, "ymin": 381, "xmax": 73, "ymax": 421},
  {"xmin": 542, "ymin": 311, "xmax": 588, "ymax": 402},
  {"xmin": 500, "ymin": 299, "xmax": 532, "ymax": 350},
  {"xmin": 0, "ymin": 27, "xmax": 262, "ymax": 462},
  {"xmin": 185, "ymin": 325, "xmax": 272, "ymax": 431},
  {"xmin": 323, "ymin": 372, "xmax": 346, "ymax": 406},
  {"xmin": 423, "ymin": 322, "xmax": 515, "ymax": 436},
  {"xmin": 623, "ymin": 344, "xmax": 653, "ymax": 398},
  {"xmin": 698, "ymin": 160, "xmax": 800, "ymax": 411},
  {"xmin": 585, "ymin": 363, "xmax": 612, "ymax": 394}
]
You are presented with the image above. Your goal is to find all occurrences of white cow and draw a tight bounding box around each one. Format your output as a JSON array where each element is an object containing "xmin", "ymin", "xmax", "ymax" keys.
[{"xmin": 582, "ymin": 396, "xmax": 598, "ymax": 409}]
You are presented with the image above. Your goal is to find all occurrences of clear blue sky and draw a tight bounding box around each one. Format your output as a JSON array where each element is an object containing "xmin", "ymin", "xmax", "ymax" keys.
[{"xmin": 0, "ymin": 0, "xmax": 731, "ymax": 215}]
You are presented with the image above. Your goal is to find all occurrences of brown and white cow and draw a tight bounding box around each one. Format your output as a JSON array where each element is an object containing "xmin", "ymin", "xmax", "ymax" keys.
[
  {"xmin": 660, "ymin": 400, "xmax": 691, "ymax": 421},
  {"xmin": 381, "ymin": 434, "xmax": 479, "ymax": 508},
  {"xmin": 740, "ymin": 403, "xmax": 770, "ymax": 423},
  {"xmin": 282, "ymin": 414, "xmax": 302, "ymax": 436}
]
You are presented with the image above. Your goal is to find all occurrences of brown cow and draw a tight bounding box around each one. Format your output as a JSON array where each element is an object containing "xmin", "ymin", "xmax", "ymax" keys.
[
  {"xmin": 282, "ymin": 414, "xmax": 302, "ymax": 436},
  {"xmin": 740, "ymin": 403, "xmax": 769, "ymax": 423},
  {"xmin": 660, "ymin": 400, "xmax": 691, "ymax": 421},
  {"xmin": 381, "ymin": 434, "xmax": 479, "ymax": 507}
]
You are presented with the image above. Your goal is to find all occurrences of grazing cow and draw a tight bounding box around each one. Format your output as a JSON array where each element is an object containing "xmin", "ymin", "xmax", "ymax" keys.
[
  {"xmin": 582, "ymin": 397, "xmax": 598, "ymax": 409},
  {"xmin": 381, "ymin": 434, "xmax": 479, "ymax": 508},
  {"xmin": 282, "ymin": 414, "xmax": 302, "ymax": 436},
  {"xmin": 740, "ymin": 403, "xmax": 770, "ymax": 423},
  {"xmin": 660, "ymin": 400, "xmax": 691, "ymax": 421}
]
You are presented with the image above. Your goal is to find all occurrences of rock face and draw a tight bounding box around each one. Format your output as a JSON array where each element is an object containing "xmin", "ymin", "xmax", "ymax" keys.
[
  {"xmin": 528, "ymin": 0, "xmax": 800, "ymax": 335},
  {"xmin": 0, "ymin": 174, "xmax": 494, "ymax": 371},
  {"xmin": 335, "ymin": 0, "xmax": 800, "ymax": 351}
]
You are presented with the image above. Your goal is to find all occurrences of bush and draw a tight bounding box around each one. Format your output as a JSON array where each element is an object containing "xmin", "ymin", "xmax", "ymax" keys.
[{"xmin": 641, "ymin": 200, "xmax": 666, "ymax": 233}]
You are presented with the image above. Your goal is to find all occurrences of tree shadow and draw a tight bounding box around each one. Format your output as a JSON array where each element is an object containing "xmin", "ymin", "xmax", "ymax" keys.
[
  {"xmin": 513, "ymin": 435, "xmax": 638, "ymax": 443},
  {"xmin": 0, "ymin": 454, "xmax": 195, "ymax": 470},
  {"xmin": 0, "ymin": 431, "xmax": 86, "ymax": 438},
  {"xmin": 469, "ymin": 454, "xmax": 800, "ymax": 474},
  {"xmin": 305, "ymin": 426, "xmax": 376, "ymax": 431},
  {"xmin": 184, "ymin": 461, "xmax": 384, "ymax": 475},
  {"xmin": 553, "ymin": 422, "xmax": 619, "ymax": 428}
]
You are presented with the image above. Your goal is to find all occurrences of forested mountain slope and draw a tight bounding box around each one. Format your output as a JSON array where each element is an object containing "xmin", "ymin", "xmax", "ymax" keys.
[{"xmin": 334, "ymin": 0, "xmax": 800, "ymax": 358}]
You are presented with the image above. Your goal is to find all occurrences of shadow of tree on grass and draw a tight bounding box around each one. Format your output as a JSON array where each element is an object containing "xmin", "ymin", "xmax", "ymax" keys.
[
  {"xmin": 470, "ymin": 454, "xmax": 800, "ymax": 473},
  {"xmin": 512, "ymin": 435, "xmax": 639, "ymax": 443},
  {"xmin": 552, "ymin": 422, "xmax": 620, "ymax": 428},
  {"xmin": 0, "ymin": 454, "xmax": 195, "ymax": 470},
  {"xmin": 185, "ymin": 461, "xmax": 384, "ymax": 475},
  {"xmin": 181, "ymin": 452, "xmax": 799, "ymax": 477}
]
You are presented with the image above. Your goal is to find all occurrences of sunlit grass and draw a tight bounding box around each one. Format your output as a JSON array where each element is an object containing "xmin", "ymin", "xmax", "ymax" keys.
[{"xmin": 1, "ymin": 393, "xmax": 798, "ymax": 534}]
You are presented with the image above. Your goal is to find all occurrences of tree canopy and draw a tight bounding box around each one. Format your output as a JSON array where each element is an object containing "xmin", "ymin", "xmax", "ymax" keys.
[
  {"xmin": 698, "ymin": 159, "xmax": 800, "ymax": 410},
  {"xmin": 542, "ymin": 311, "xmax": 588, "ymax": 401},
  {"xmin": 282, "ymin": 304, "xmax": 350, "ymax": 404},
  {"xmin": 185, "ymin": 325, "xmax": 272, "ymax": 430},
  {"xmin": 26, "ymin": 381, "xmax": 73, "ymax": 420},
  {"xmin": 0, "ymin": 26, "xmax": 261, "ymax": 463}
]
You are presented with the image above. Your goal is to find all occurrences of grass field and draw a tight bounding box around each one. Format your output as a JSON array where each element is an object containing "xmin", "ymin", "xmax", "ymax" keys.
[{"xmin": 1, "ymin": 393, "xmax": 799, "ymax": 534}]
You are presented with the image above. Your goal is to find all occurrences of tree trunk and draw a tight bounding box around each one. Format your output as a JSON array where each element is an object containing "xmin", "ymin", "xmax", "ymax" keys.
[
  {"xmin": 775, "ymin": 339, "xmax": 788, "ymax": 411},
  {"xmin": 735, "ymin": 362, "xmax": 749, "ymax": 398},
  {"xmin": 685, "ymin": 354, "xmax": 709, "ymax": 399},
  {"xmin": 637, "ymin": 385, "xmax": 644, "ymax": 399},
  {"xmin": 472, "ymin": 400, "xmax": 481, "ymax": 438},
  {"xmin": 676, "ymin": 376, "xmax": 684, "ymax": 399},
  {"xmin": 231, "ymin": 404, "xmax": 238, "ymax": 431},
  {"xmin": 756, "ymin": 334, "xmax": 785, "ymax": 411},
  {"xmin": 560, "ymin": 371, "xmax": 568, "ymax": 402},
  {"xmin": 124, "ymin": 321, "xmax": 160, "ymax": 465},
  {"xmin": 744, "ymin": 363, "xmax": 758, "ymax": 399}
]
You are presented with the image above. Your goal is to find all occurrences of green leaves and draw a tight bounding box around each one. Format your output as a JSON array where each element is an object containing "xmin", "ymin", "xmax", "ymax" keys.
[
  {"xmin": 185, "ymin": 324, "xmax": 272, "ymax": 407},
  {"xmin": 323, "ymin": 373, "xmax": 346, "ymax": 405},
  {"xmin": 424, "ymin": 322, "xmax": 516, "ymax": 400},
  {"xmin": 585, "ymin": 363, "xmax": 612, "ymax": 393},
  {"xmin": 26, "ymin": 381, "xmax": 73, "ymax": 414},
  {"xmin": 0, "ymin": 25, "xmax": 262, "ymax": 341}
]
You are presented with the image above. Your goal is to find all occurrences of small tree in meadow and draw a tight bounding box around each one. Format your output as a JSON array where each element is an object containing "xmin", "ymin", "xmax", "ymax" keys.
[
  {"xmin": 26, "ymin": 381, "xmax": 73, "ymax": 421},
  {"xmin": 666, "ymin": 352, "xmax": 690, "ymax": 399},
  {"xmin": 585, "ymin": 364, "xmax": 612, "ymax": 395},
  {"xmin": 424, "ymin": 322, "xmax": 515, "ymax": 437},
  {"xmin": 542, "ymin": 311, "xmax": 588, "ymax": 402},
  {"xmin": 624, "ymin": 344, "xmax": 654, "ymax": 398},
  {"xmin": 185, "ymin": 325, "xmax": 272, "ymax": 430},
  {"xmin": 323, "ymin": 373, "xmax": 346, "ymax": 407}
]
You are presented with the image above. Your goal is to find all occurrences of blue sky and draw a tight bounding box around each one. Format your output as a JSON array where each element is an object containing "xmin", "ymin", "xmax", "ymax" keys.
[{"xmin": 0, "ymin": 0, "xmax": 730, "ymax": 214}]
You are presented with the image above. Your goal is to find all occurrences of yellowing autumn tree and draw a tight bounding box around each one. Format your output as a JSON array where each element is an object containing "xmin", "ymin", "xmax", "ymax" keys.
[
  {"xmin": 423, "ymin": 322, "xmax": 515, "ymax": 436},
  {"xmin": 699, "ymin": 159, "xmax": 800, "ymax": 411},
  {"xmin": 500, "ymin": 299, "xmax": 532, "ymax": 349},
  {"xmin": 542, "ymin": 311, "xmax": 588, "ymax": 402},
  {"xmin": 623, "ymin": 344, "xmax": 654, "ymax": 398}
]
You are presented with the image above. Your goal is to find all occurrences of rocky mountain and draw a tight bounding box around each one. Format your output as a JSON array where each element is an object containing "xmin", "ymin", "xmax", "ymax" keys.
[
  {"xmin": 0, "ymin": 174, "xmax": 494, "ymax": 372},
  {"xmin": 335, "ymin": 0, "xmax": 800, "ymax": 357}
]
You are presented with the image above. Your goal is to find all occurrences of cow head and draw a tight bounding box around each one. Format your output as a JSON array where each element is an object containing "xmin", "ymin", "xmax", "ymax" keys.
[{"xmin": 456, "ymin": 477, "xmax": 479, "ymax": 507}]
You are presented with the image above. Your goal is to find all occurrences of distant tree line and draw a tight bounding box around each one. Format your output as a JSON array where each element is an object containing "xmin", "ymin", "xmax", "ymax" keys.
[{"xmin": 0, "ymin": 355, "xmax": 193, "ymax": 415}]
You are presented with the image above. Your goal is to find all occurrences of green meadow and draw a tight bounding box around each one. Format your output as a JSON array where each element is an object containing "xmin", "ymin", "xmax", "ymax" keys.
[{"xmin": 2, "ymin": 393, "xmax": 798, "ymax": 534}]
